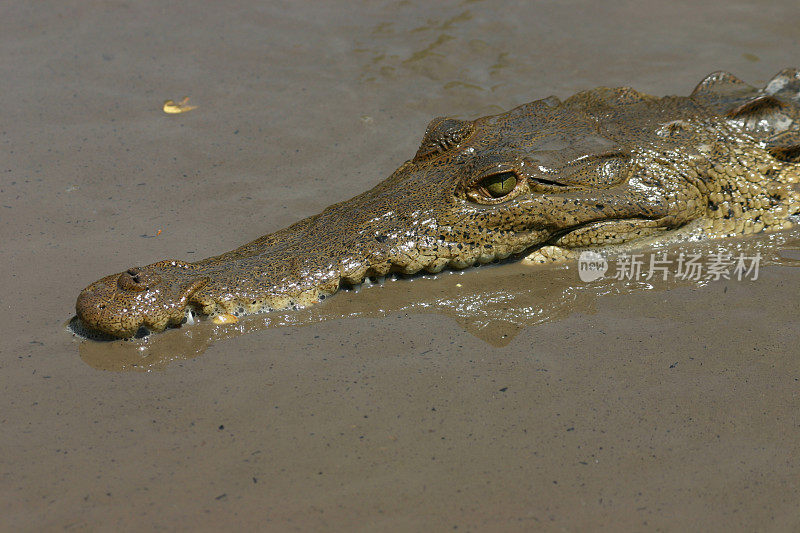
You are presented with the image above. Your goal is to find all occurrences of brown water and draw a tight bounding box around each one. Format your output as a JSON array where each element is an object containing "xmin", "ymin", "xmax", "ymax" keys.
[{"xmin": 3, "ymin": 1, "xmax": 800, "ymax": 530}]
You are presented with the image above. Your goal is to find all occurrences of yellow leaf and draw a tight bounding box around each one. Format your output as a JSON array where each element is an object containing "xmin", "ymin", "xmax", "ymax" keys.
[{"xmin": 163, "ymin": 96, "xmax": 197, "ymax": 114}]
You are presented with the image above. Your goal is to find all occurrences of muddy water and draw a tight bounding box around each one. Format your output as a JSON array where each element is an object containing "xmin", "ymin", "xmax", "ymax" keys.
[{"xmin": 2, "ymin": 1, "xmax": 800, "ymax": 530}]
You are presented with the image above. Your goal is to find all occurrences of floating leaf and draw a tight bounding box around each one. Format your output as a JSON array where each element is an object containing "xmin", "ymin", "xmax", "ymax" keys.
[{"xmin": 162, "ymin": 96, "xmax": 197, "ymax": 114}]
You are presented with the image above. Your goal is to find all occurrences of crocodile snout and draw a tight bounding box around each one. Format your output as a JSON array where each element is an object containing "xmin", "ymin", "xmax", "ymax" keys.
[
  {"xmin": 75, "ymin": 272, "xmax": 139, "ymax": 336},
  {"xmin": 75, "ymin": 261, "xmax": 209, "ymax": 338}
]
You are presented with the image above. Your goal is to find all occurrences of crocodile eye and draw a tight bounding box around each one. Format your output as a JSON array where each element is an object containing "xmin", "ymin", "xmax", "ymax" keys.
[{"xmin": 481, "ymin": 172, "xmax": 518, "ymax": 198}]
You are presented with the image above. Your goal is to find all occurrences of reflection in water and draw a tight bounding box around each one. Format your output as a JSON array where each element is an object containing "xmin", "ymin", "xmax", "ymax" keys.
[{"xmin": 73, "ymin": 230, "xmax": 800, "ymax": 372}]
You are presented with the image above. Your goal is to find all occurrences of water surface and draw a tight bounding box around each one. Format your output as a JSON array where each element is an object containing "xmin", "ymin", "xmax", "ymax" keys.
[{"xmin": 2, "ymin": 1, "xmax": 800, "ymax": 529}]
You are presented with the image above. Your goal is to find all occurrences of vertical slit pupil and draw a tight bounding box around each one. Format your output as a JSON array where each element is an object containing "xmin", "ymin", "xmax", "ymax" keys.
[{"xmin": 482, "ymin": 172, "xmax": 517, "ymax": 197}]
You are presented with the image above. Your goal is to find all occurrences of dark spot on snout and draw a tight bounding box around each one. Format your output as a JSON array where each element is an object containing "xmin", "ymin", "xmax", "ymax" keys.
[{"xmin": 375, "ymin": 235, "xmax": 389, "ymax": 243}]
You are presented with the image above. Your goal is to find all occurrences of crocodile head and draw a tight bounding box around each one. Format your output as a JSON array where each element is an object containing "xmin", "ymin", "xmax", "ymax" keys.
[{"xmin": 76, "ymin": 70, "xmax": 800, "ymax": 338}]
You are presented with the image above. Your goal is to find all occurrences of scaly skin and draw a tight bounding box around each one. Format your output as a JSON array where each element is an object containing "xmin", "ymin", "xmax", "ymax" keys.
[{"xmin": 76, "ymin": 69, "xmax": 800, "ymax": 338}]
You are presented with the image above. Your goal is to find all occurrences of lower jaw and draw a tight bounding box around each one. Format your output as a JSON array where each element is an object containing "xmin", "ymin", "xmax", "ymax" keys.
[
  {"xmin": 181, "ymin": 245, "xmax": 526, "ymax": 325},
  {"xmin": 182, "ymin": 219, "xmax": 683, "ymax": 325}
]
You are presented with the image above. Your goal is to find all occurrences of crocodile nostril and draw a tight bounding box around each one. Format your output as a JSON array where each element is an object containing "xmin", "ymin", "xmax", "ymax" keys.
[
  {"xmin": 125, "ymin": 268, "xmax": 145, "ymax": 284},
  {"xmin": 117, "ymin": 268, "xmax": 161, "ymax": 292}
]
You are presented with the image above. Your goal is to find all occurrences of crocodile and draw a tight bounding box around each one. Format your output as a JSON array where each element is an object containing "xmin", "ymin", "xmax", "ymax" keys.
[{"xmin": 75, "ymin": 69, "xmax": 800, "ymax": 338}]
